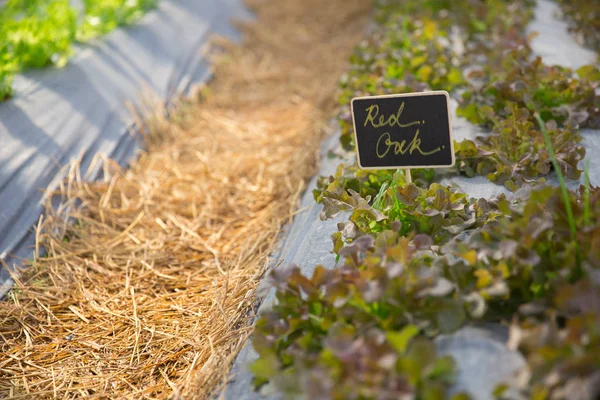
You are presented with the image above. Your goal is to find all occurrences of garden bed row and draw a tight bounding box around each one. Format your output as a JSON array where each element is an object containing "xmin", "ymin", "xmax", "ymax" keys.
[{"xmin": 241, "ymin": 0, "xmax": 600, "ymax": 399}]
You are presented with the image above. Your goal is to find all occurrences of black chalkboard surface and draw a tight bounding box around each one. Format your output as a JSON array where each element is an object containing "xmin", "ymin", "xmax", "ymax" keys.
[{"xmin": 351, "ymin": 91, "xmax": 454, "ymax": 170}]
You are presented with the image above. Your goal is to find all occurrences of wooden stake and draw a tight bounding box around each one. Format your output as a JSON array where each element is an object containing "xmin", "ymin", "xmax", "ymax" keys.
[{"xmin": 405, "ymin": 169, "xmax": 412, "ymax": 184}]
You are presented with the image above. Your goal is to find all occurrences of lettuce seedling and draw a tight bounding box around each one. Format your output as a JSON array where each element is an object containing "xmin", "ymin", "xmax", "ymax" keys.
[{"xmin": 455, "ymin": 105, "xmax": 585, "ymax": 190}]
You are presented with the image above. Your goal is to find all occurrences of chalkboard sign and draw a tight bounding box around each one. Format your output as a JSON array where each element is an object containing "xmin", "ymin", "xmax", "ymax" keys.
[{"xmin": 351, "ymin": 91, "xmax": 455, "ymax": 170}]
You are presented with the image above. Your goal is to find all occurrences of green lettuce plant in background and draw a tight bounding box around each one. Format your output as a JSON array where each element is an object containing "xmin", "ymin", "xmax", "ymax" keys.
[
  {"xmin": 77, "ymin": 0, "xmax": 157, "ymax": 41},
  {"xmin": 0, "ymin": 0, "xmax": 158, "ymax": 101}
]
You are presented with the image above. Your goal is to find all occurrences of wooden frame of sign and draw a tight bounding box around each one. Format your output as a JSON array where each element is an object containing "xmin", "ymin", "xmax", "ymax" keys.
[{"xmin": 350, "ymin": 91, "xmax": 455, "ymax": 175}]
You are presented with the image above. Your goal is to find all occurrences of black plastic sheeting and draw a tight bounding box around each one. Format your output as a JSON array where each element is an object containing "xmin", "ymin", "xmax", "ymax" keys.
[
  {"xmin": 222, "ymin": 1, "xmax": 599, "ymax": 399},
  {"xmin": 0, "ymin": 0, "xmax": 251, "ymax": 296}
]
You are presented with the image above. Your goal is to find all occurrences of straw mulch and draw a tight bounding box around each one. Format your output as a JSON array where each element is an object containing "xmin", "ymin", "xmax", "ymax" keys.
[{"xmin": 0, "ymin": 0, "xmax": 371, "ymax": 398}]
